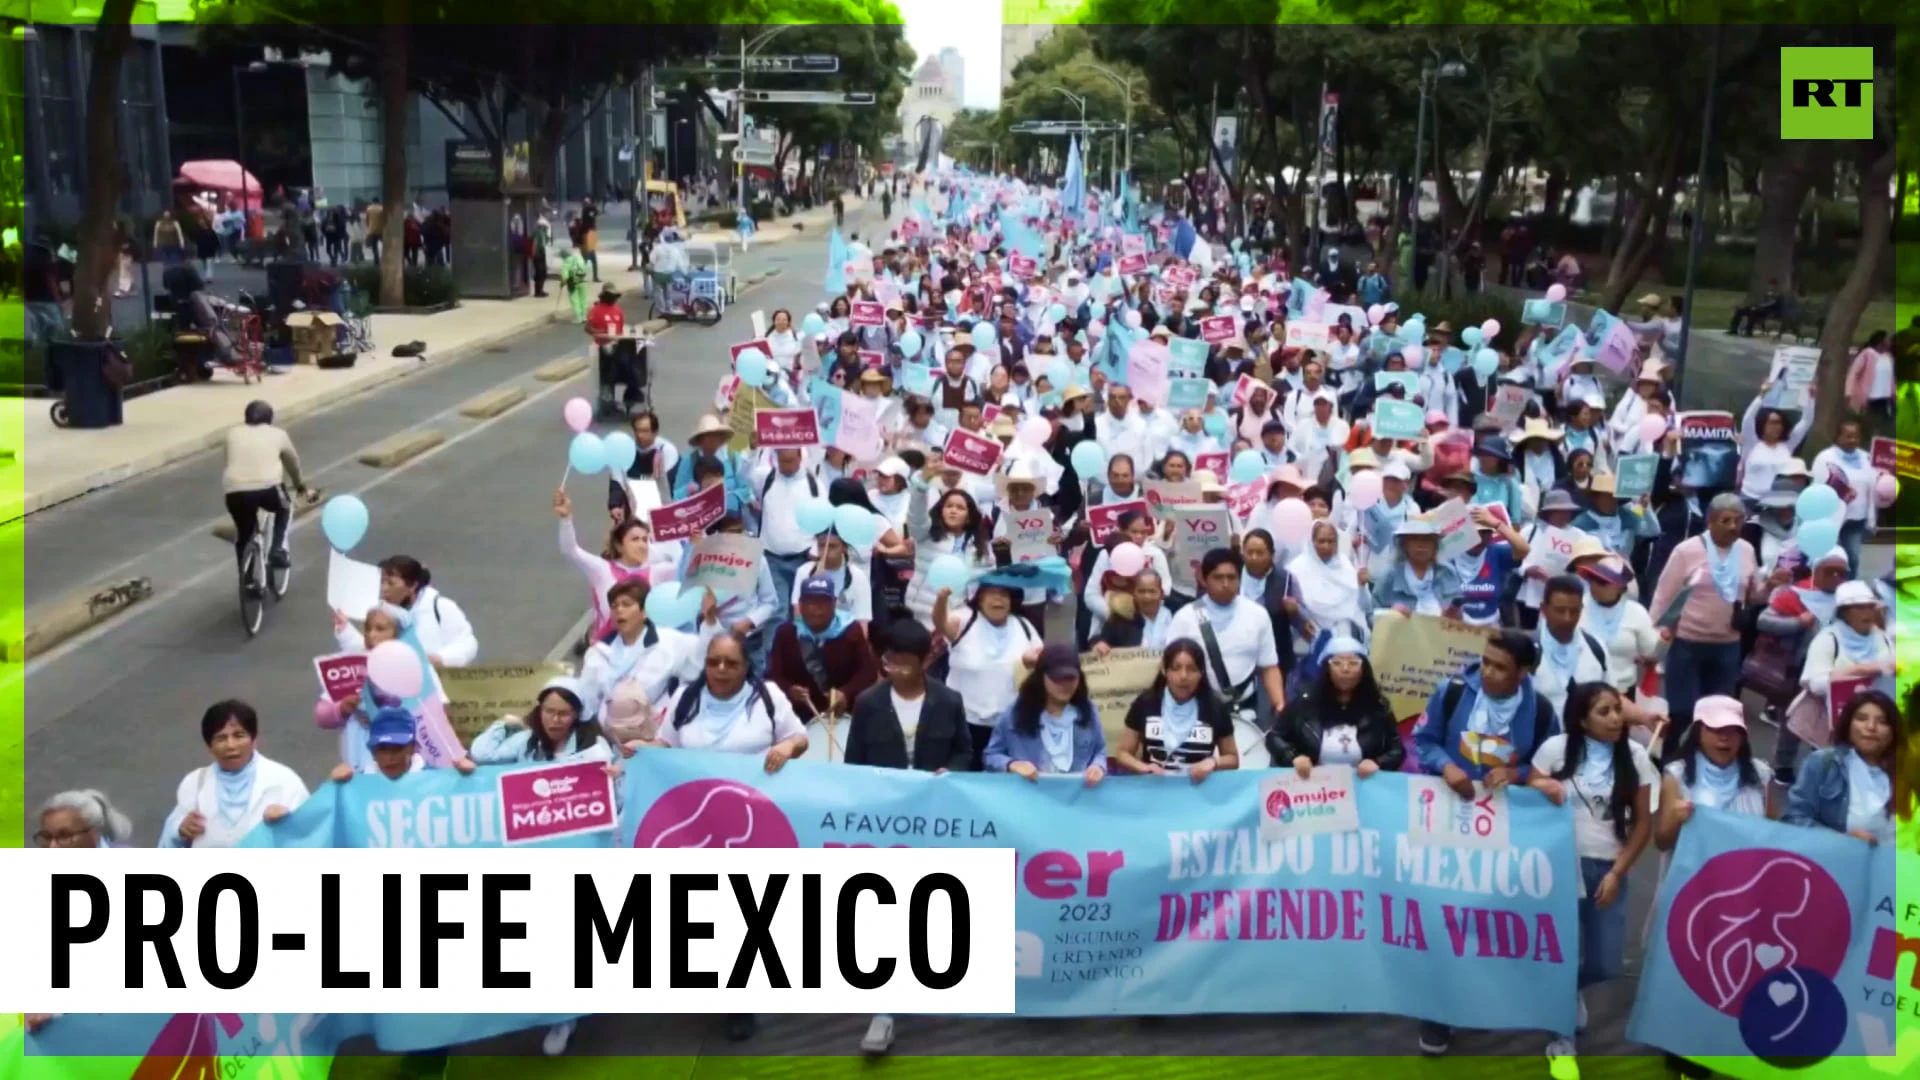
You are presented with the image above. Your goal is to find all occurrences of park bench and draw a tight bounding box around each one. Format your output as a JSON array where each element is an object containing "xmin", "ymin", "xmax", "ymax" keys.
[{"xmin": 1762, "ymin": 295, "xmax": 1827, "ymax": 345}]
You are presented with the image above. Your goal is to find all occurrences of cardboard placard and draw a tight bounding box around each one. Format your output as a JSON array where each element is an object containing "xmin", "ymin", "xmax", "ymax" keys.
[
  {"xmin": 1199, "ymin": 315, "xmax": 1238, "ymax": 344},
  {"xmin": 649, "ymin": 484, "xmax": 727, "ymax": 542},
  {"xmin": 754, "ymin": 407, "xmax": 821, "ymax": 449},
  {"xmin": 943, "ymin": 428, "xmax": 1004, "ymax": 475},
  {"xmin": 850, "ymin": 300, "xmax": 885, "ymax": 327},
  {"xmin": 687, "ymin": 534, "xmax": 766, "ymax": 600},
  {"xmin": 1088, "ymin": 499, "xmax": 1149, "ymax": 545}
]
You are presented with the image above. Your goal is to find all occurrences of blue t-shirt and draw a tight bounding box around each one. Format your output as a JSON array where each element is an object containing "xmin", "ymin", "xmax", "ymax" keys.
[{"xmin": 1455, "ymin": 541, "xmax": 1515, "ymax": 625}]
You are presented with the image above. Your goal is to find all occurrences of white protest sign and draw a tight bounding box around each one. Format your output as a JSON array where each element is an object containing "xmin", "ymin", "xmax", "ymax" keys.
[
  {"xmin": 1169, "ymin": 505, "xmax": 1231, "ymax": 593},
  {"xmin": 1006, "ymin": 509, "xmax": 1055, "ymax": 563},
  {"xmin": 1285, "ymin": 321, "xmax": 1329, "ymax": 351},
  {"xmin": 1404, "ymin": 774, "xmax": 1512, "ymax": 852},
  {"xmin": 1769, "ymin": 344, "xmax": 1820, "ymax": 410},
  {"xmin": 328, "ymin": 549, "xmax": 382, "ymax": 620},
  {"xmin": 686, "ymin": 534, "xmax": 765, "ymax": 600},
  {"xmin": 1258, "ymin": 767, "xmax": 1360, "ymax": 841}
]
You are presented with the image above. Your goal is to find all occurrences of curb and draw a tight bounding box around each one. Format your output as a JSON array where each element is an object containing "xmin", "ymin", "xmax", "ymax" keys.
[
  {"xmin": 459, "ymin": 386, "xmax": 529, "ymax": 419},
  {"xmin": 9, "ymin": 577, "xmax": 154, "ymax": 662},
  {"xmin": 641, "ymin": 318, "xmax": 670, "ymax": 334},
  {"xmin": 534, "ymin": 357, "xmax": 591, "ymax": 382},
  {"xmin": 357, "ymin": 430, "xmax": 447, "ymax": 468},
  {"xmin": 14, "ymin": 309, "xmax": 572, "ymax": 522}
]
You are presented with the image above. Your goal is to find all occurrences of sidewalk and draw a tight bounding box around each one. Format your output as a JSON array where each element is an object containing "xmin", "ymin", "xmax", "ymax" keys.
[{"xmin": 4, "ymin": 197, "xmax": 857, "ymax": 523}]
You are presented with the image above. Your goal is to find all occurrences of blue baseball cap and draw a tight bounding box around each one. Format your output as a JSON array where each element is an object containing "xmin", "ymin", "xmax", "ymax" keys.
[
  {"xmin": 366, "ymin": 706, "xmax": 417, "ymax": 749},
  {"xmin": 799, "ymin": 575, "xmax": 839, "ymax": 601}
]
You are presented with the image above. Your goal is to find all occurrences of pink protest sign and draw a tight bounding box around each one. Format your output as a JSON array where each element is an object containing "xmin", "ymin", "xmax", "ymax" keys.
[
  {"xmin": 858, "ymin": 349, "xmax": 887, "ymax": 369},
  {"xmin": 649, "ymin": 484, "xmax": 727, "ymax": 542},
  {"xmin": 313, "ymin": 652, "xmax": 368, "ymax": 703},
  {"xmin": 1200, "ymin": 315, "xmax": 1238, "ymax": 344},
  {"xmin": 754, "ymin": 408, "xmax": 821, "ymax": 449},
  {"xmin": 1007, "ymin": 254, "xmax": 1037, "ymax": 278},
  {"xmin": 1226, "ymin": 480, "xmax": 1263, "ymax": 521},
  {"xmin": 1122, "ymin": 233, "xmax": 1146, "ymax": 255},
  {"xmin": 981, "ymin": 403, "xmax": 1004, "ymax": 427},
  {"xmin": 729, "ymin": 338, "xmax": 772, "ymax": 366},
  {"xmin": 850, "ymin": 300, "xmax": 885, "ymax": 328},
  {"xmin": 1116, "ymin": 253, "xmax": 1148, "ymax": 276},
  {"xmin": 943, "ymin": 428, "xmax": 1004, "ymax": 475},
  {"xmin": 1593, "ymin": 320, "xmax": 1638, "ymax": 374},
  {"xmin": 1231, "ymin": 374, "xmax": 1260, "ymax": 408},
  {"xmin": 1164, "ymin": 264, "xmax": 1198, "ymax": 289},
  {"xmin": 1088, "ymin": 499, "xmax": 1149, "ymax": 545},
  {"xmin": 1196, "ymin": 451, "xmax": 1229, "ymax": 478},
  {"xmin": 496, "ymin": 761, "xmax": 619, "ymax": 845}
]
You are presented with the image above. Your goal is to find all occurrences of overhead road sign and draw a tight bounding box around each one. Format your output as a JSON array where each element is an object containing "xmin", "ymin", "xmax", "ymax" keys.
[
  {"xmin": 740, "ymin": 90, "xmax": 875, "ymax": 105},
  {"xmin": 690, "ymin": 55, "xmax": 841, "ymax": 74}
]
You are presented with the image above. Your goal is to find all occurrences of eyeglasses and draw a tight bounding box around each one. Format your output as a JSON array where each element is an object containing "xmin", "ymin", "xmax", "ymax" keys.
[
  {"xmin": 35, "ymin": 829, "xmax": 95, "ymax": 847},
  {"xmin": 707, "ymin": 656, "xmax": 744, "ymax": 670},
  {"xmin": 538, "ymin": 705, "xmax": 578, "ymax": 723}
]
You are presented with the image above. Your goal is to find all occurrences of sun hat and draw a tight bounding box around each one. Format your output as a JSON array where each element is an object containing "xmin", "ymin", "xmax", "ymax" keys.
[
  {"xmin": 1694, "ymin": 695, "xmax": 1747, "ymax": 731},
  {"xmin": 1476, "ymin": 435, "xmax": 1514, "ymax": 463},
  {"xmin": 1149, "ymin": 325, "xmax": 1174, "ymax": 340},
  {"xmin": 1394, "ymin": 518, "xmax": 1440, "ymax": 538},
  {"xmin": 1539, "ymin": 489, "xmax": 1580, "ymax": 515},
  {"xmin": 690, "ymin": 413, "xmax": 731, "ymax": 440},
  {"xmin": 1835, "ymin": 580, "xmax": 1881, "ymax": 609},
  {"xmin": 1514, "ymin": 418, "xmax": 1565, "ymax": 445},
  {"xmin": 1577, "ymin": 557, "xmax": 1631, "ymax": 589},
  {"xmin": 1636, "ymin": 292, "xmax": 1664, "ymax": 308},
  {"xmin": 1346, "ymin": 447, "xmax": 1381, "ymax": 471},
  {"xmin": 1776, "ymin": 458, "xmax": 1812, "ymax": 480},
  {"xmin": 1195, "ymin": 469, "xmax": 1225, "ymax": 493},
  {"xmin": 1586, "ymin": 473, "xmax": 1619, "ymax": 496}
]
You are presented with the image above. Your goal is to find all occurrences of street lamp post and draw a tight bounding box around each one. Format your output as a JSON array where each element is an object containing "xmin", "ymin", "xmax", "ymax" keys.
[
  {"xmin": 737, "ymin": 25, "xmax": 795, "ymax": 212},
  {"xmin": 1086, "ymin": 63, "xmax": 1135, "ymax": 181}
]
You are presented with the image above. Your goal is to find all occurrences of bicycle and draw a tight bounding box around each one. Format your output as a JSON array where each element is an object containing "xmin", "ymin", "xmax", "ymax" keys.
[{"xmin": 238, "ymin": 486, "xmax": 315, "ymax": 636}]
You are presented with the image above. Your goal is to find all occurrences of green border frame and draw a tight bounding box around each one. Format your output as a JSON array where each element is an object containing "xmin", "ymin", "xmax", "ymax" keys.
[{"xmin": 1, "ymin": 1, "xmax": 1912, "ymax": 1076}]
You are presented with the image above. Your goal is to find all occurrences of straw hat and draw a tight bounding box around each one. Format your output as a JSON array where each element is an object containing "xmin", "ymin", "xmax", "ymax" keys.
[
  {"xmin": 1636, "ymin": 292, "xmax": 1664, "ymax": 308},
  {"xmin": 1565, "ymin": 536, "xmax": 1611, "ymax": 567},
  {"xmin": 691, "ymin": 413, "xmax": 731, "ymax": 440},
  {"xmin": 1586, "ymin": 472, "xmax": 1619, "ymax": 495},
  {"xmin": 989, "ymin": 415, "xmax": 1017, "ymax": 440},
  {"xmin": 1196, "ymin": 469, "xmax": 1225, "ymax": 493},
  {"xmin": 1346, "ymin": 447, "xmax": 1381, "ymax": 471},
  {"xmin": 1062, "ymin": 383, "xmax": 1091, "ymax": 403},
  {"xmin": 1514, "ymin": 418, "xmax": 1565, "ymax": 446},
  {"xmin": 1634, "ymin": 362, "xmax": 1666, "ymax": 384}
]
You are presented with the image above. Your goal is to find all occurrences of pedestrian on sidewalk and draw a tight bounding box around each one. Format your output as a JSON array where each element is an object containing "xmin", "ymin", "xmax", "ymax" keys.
[
  {"xmin": 532, "ymin": 216, "xmax": 551, "ymax": 298},
  {"xmin": 561, "ymin": 245, "xmax": 590, "ymax": 323},
  {"xmin": 581, "ymin": 198, "xmax": 601, "ymax": 283},
  {"xmin": 152, "ymin": 210, "xmax": 186, "ymax": 267}
]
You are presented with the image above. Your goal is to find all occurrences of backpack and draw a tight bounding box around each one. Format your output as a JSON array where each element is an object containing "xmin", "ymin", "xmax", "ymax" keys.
[
  {"xmin": 671, "ymin": 673, "xmax": 777, "ymax": 732},
  {"xmin": 761, "ymin": 470, "xmax": 821, "ymax": 501}
]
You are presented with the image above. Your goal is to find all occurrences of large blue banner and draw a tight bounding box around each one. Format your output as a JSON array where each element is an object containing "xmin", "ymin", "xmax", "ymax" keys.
[
  {"xmin": 1628, "ymin": 808, "xmax": 1914, "ymax": 1080},
  {"xmin": 616, "ymin": 752, "xmax": 1580, "ymax": 1032}
]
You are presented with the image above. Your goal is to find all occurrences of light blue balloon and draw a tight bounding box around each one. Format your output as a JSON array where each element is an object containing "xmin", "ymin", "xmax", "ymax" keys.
[
  {"xmin": 1403, "ymin": 317, "xmax": 1426, "ymax": 340},
  {"xmin": 645, "ymin": 581, "xmax": 687, "ymax": 626},
  {"xmin": 1203, "ymin": 412, "xmax": 1228, "ymax": 440},
  {"xmin": 834, "ymin": 504, "xmax": 879, "ymax": 548},
  {"xmin": 735, "ymin": 348, "xmax": 771, "ymax": 389},
  {"xmin": 320, "ymin": 495, "xmax": 369, "ymax": 552},
  {"xmin": 1461, "ymin": 327, "xmax": 1484, "ymax": 348},
  {"xmin": 1070, "ymin": 440, "xmax": 1108, "ymax": 480},
  {"xmin": 1046, "ymin": 303, "xmax": 1068, "ymax": 323},
  {"xmin": 899, "ymin": 330, "xmax": 924, "ymax": 357},
  {"xmin": 1795, "ymin": 483, "xmax": 1842, "ymax": 525},
  {"xmin": 926, "ymin": 554, "xmax": 971, "ymax": 594},
  {"xmin": 1230, "ymin": 239, "xmax": 1242, "ymax": 254},
  {"xmin": 601, "ymin": 432, "xmax": 637, "ymax": 475},
  {"xmin": 1230, "ymin": 449, "xmax": 1267, "ymax": 485},
  {"xmin": 1471, "ymin": 349, "xmax": 1500, "ymax": 380},
  {"xmin": 970, "ymin": 322, "xmax": 998, "ymax": 351},
  {"xmin": 568, "ymin": 432, "xmax": 607, "ymax": 475},
  {"xmin": 1794, "ymin": 518, "xmax": 1840, "ymax": 560},
  {"xmin": 800, "ymin": 313, "xmax": 826, "ymax": 336},
  {"xmin": 796, "ymin": 498, "xmax": 836, "ymax": 536},
  {"xmin": 1046, "ymin": 358, "xmax": 1074, "ymax": 387}
]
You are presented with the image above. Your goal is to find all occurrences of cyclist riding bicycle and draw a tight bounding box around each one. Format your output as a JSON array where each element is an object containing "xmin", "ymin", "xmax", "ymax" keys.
[{"xmin": 223, "ymin": 401, "xmax": 311, "ymax": 589}]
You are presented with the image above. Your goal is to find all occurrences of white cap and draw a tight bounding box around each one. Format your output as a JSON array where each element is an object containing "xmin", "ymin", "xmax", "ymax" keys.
[
  {"xmin": 876, "ymin": 457, "xmax": 911, "ymax": 479},
  {"xmin": 1382, "ymin": 461, "xmax": 1412, "ymax": 482},
  {"xmin": 1835, "ymin": 580, "xmax": 1882, "ymax": 609},
  {"xmin": 1005, "ymin": 458, "xmax": 1040, "ymax": 483}
]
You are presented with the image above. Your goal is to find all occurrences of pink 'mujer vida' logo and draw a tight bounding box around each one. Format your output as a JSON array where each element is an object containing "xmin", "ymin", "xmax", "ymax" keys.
[
  {"xmin": 633, "ymin": 779, "xmax": 799, "ymax": 848},
  {"xmin": 133, "ymin": 1013, "xmax": 243, "ymax": 1080}
]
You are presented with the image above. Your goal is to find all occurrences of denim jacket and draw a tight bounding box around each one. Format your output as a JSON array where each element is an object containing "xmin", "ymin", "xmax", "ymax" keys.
[
  {"xmin": 1782, "ymin": 746, "xmax": 1860, "ymax": 834},
  {"xmin": 983, "ymin": 705, "xmax": 1108, "ymax": 774}
]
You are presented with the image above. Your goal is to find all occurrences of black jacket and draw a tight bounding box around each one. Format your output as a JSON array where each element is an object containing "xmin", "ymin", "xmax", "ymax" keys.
[
  {"xmin": 1266, "ymin": 687, "xmax": 1406, "ymax": 770},
  {"xmin": 1251, "ymin": 567, "xmax": 1301, "ymax": 678},
  {"xmin": 843, "ymin": 680, "xmax": 973, "ymax": 772}
]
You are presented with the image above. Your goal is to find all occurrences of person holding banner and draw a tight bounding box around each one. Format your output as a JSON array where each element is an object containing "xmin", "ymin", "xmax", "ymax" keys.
[
  {"xmin": 1784, "ymin": 689, "xmax": 1901, "ymax": 844},
  {"xmin": 161, "ymin": 701, "xmax": 311, "ymax": 849},
  {"xmin": 1527, "ymin": 681, "xmax": 1656, "ymax": 1071},
  {"xmin": 983, "ymin": 643, "xmax": 1108, "ymax": 785},
  {"xmin": 1655, "ymin": 695, "xmax": 1773, "ymax": 855},
  {"xmin": 471, "ymin": 676, "xmax": 619, "ymax": 769},
  {"xmin": 1269, "ymin": 636, "xmax": 1401, "ymax": 776},
  {"xmin": 768, "ymin": 576, "xmax": 880, "ymax": 728},
  {"xmin": 326, "ymin": 707, "xmax": 462, "ymax": 782},
  {"xmin": 1113, "ymin": 639, "xmax": 1238, "ymax": 778},
  {"xmin": 1410, "ymin": 630, "xmax": 1556, "ymax": 805},
  {"xmin": 1167, "ymin": 548, "xmax": 1288, "ymax": 734}
]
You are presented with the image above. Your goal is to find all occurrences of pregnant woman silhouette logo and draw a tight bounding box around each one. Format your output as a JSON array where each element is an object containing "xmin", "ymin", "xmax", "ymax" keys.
[
  {"xmin": 132, "ymin": 1013, "xmax": 242, "ymax": 1080},
  {"xmin": 1666, "ymin": 848, "xmax": 1852, "ymax": 1063},
  {"xmin": 632, "ymin": 779, "xmax": 799, "ymax": 848}
]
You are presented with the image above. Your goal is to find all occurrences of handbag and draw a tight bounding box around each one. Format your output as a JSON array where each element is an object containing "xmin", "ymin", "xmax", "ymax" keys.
[
  {"xmin": 1738, "ymin": 629, "xmax": 1800, "ymax": 706},
  {"xmin": 102, "ymin": 343, "xmax": 132, "ymax": 389}
]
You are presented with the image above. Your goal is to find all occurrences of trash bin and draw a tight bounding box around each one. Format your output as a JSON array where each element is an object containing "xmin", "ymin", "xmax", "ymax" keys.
[{"xmin": 47, "ymin": 341, "xmax": 126, "ymax": 429}]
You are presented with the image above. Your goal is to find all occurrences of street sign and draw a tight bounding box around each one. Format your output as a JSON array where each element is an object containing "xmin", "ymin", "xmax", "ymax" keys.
[
  {"xmin": 732, "ymin": 147, "xmax": 777, "ymax": 166},
  {"xmin": 696, "ymin": 55, "xmax": 840, "ymax": 74},
  {"xmin": 739, "ymin": 89, "xmax": 874, "ymax": 105}
]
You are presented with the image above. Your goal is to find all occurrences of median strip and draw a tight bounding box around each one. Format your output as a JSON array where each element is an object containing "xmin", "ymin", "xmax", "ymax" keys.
[
  {"xmin": 459, "ymin": 386, "xmax": 529, "ymax": 420},
  {"xmin": 357, "ymin": 430, "xmax": 447, "ymax": 468},
  {"xmin": 533, "ymin": 357, "xmax": 591, "ymax": 382},
  {"xmin": 9, "ymin": 578, "xmax": 154, "ymax": 661}
]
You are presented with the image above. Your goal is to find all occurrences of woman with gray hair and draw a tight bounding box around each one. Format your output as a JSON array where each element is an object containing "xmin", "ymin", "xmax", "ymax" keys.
[
  {"xmin": 1649, "ymin": 491, "xmax": 1790, "ymax": 756},
  {"xmin": 34, "ymin": 789, "xmax": 134, "ymax": 848}
]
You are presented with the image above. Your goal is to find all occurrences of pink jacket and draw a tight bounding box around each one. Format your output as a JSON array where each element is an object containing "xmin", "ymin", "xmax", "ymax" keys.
[
  {"xmin": 1844, "ymin": 347, "xmax": 1883, "ymax": 412},
  {"xmin": 1649, "ymin": 535, "xmax": 1769, "ymax": 645}
]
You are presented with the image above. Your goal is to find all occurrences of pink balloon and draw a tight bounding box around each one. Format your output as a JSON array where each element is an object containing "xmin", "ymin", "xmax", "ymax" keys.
[
  {"xmin": 366, "ymin": 640, "xmax": 425, "ymax": 700},
  {"xmin": 1876, "ymin": 472, "xmax": 1899, "ymax": 508},
  {"xmin": 563, "ymin": 397, "xmax": 593, "ymax": 434},
  {"xmin": 1088, "ymin": 319, "xmax": 1106, "ymax": 338},
  {"xmin": 1401, "ymin": 344, "xmax": 1424, "ymax": 365},
  {"xmin": 1638, "ymin": 415, "xmax": 1668, "ymax": 447},
  {"xmin": 1348, "ymin": 470, "xmax": 1384, "ymax": 511},
  {"xmin": 1367, "ymin": 304, "xmax": 1387, "ymax": 326},
  {"xmin": 1272, "ymin": 498, "xmax": 1314, "ymax": 546},
  {"xmin": 1018, "ymin": 417, "xmax": 1051, "ymax": 450},
  {"xmin": 1124, "ymin": 309, "xmax": 1143, "ymax": 329},
  {"xmin": 1481, "ymin": 319, "xmax": 1501, "ymax": 340},
  {"xmin": 1109, "ymin": 542, "xmax": 1148, "ymax": 578},
  {"xmin": 1545, "ymin": 284, "xmax": 1568, "ymax": 303}
]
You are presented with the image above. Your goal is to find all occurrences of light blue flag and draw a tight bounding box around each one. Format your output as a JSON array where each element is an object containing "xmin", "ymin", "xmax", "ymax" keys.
[
  {"xmin": 617, "ymin": 750, "xmax": 1581, "ymax": 1028},
  {"xmin": 825, "ymin": 228, "xmax": 847, "ymax": 296},
  {"xmin": 1627, "ymin": 807, "xmax": 1904, "ymax": 1069},
  {"xmin": 1288, "ymin": 277, "xmax": 1317, "ymax": 318}
]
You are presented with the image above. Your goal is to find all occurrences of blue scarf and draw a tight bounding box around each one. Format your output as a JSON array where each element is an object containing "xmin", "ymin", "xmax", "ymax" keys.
[
  {"xmin": 1364, "ymin": 497, "xmax": 1409, "ymax": 552},
  {"xmin": 1795, "ymin": 586, "xmax": 1838, "ymax": 626},
  {"xmin": 1703, "ymin": 538, "xmax": 1743, "ymax": 605},
  {"xmin": 1540, "ymin": 626, "xmax": 1584, "ymax": 681},
  {"xmin": 214, "ymin": 758, "xmax": 258, "ymax": 827},
  {"xmin": 1838, "ymin": 446, "xmax": 1868, "ymax": 470},
  {"xmin": 1159, "ymin": 689, "xmax": 1201, "ymax": 752},
  {"xmin": 1584, "ymin": 597, "xmax": 1628, "ymax": 649},
  {"xmin": 1240, "ymin": 569, "xmax": 1270, "ymax": 602},
  {"xmin": 1402, "ymin": 564, "xmax": 1440, "ymax": 615},
  {"xmin": 1690, "ymin": 755, "xmax": 1745, "ymax": 810},
  {"xmin": 1141, "ymin": 607, "xmax": 1172, "ymax": 648},
  {"xmin": 1572, "ymin": 740, "xmax": 1616, "ymax": 795},
  {"xmin": 1039, "ymin": 707, "xmax": 1078, "ymax": 773},
  {"xmin": 696, "ymin": 685, "xmax": 754, "ymax": 745},
  {"xmin": 1198, "ymin": 594, "xmax": 1238, "ymax": 635},
  {"xmin": 795, "ymin": 611, "xmax": 853, "ymax": 645},
  {"xmin": 1833, "ymin": 622, "xmax": 1885, "ymax": 665},
  {"xmin": 1466, "ymin": 684, "xmax": 1526, "ymax": 740}
]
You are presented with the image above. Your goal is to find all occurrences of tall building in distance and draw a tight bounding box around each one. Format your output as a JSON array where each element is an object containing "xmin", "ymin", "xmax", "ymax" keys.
[
  {"xmin": 1000, "ymin": 25, "xmax": 1055, "ymax": 89},
  {"xmin": 936, "ymin": 46, "xmax": 965, "ymax": 106},
  {"xmin": 898, "ymin": 55, "xmax": 957, "ymax": 147}
]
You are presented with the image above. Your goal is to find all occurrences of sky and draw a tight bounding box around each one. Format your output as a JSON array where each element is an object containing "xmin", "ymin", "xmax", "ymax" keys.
[{"xmin": 894, "ymin": 0, "xmax": 1003, "ymax": 110}]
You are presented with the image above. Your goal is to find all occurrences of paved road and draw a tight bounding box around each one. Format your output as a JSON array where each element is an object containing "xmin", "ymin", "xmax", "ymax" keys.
[{"xmin": 24, "ymin": 202, "xmax": 1858, "ymax": 1065}]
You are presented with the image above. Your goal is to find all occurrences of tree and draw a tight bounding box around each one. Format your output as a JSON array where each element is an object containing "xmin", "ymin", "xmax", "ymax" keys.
[{"xmin": 68, "ymin": 0, "xmax": 137, "ymax": 341}]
